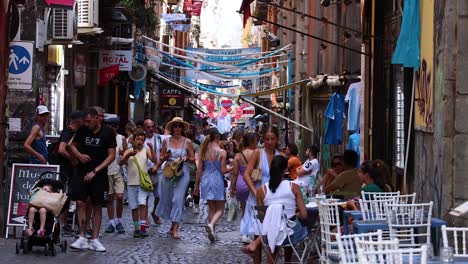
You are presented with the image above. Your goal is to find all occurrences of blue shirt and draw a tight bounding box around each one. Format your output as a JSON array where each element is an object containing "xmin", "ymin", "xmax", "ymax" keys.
[
  {"xmin": 347, "ymin": 132, "xmax": 360, "ymax": 166},
  {"xmin": 324, "ymin": 92, "xmax": 345, "ymax": 145},
  {"xmin": 345, "ymin": 82, "xmax": 361, "ymax": 132},
  {"xmin": 30, "ymin": 125, "xmax": 48, "ymax": 164}
]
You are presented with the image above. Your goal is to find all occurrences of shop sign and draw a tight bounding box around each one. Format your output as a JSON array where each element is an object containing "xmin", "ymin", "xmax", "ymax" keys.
[
  {"xmin": 99, "ymin": 64, "xmax": 120, "ymax": 86},
  {"xmin": 242, "ymin": 106, "xmax": 255, "ymax": 118},
  {"xmin": 99, "ymin": 50, "xmax": 133, "ymax": 71},
  {"xmin": 7, "ymin": 41, "xmax": 33, "ymax": 90},
  {"xmin": 7, "ymin": 164, "xmax": 60, "ymax": 226},
  {"xmin": 160, "ymin": 88, "xmax": 184, "ymax": 109}
]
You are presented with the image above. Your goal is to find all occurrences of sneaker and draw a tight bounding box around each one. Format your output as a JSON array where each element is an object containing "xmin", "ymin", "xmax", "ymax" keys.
[
  {"xmin": 115, "ymin": 223, "xmax": 125, "ymax": 234},
  {"xmin": 205, "ymin": 224, "xmax": 215, "ymax": 242},
  {"xmin": 105, "ymin": 224, "xmax": 115, "ymax": 233},
  {"xmin": 193, "ymin": 206, "xmax": 200, "ymax": 214},
  {"xmin": 140, "ymin": 230, "xmax": 149, "ymax": 238},
  {"xmin": 70, "ymin": 236, "xmax": 89, "ymax": 250},
  {"xmin": 86, "ymin": 229, "xmax": 92, "ymax": 239},
  {"xmin": 88, "ymin": 239, "xmax": 106, "ymax": 252},
  {"xmin": 123, "ymin": 199, "xmax": 128, "ymax": 205},
  {"xmin": 133, "ymin": 230, "xmax": 142, "ymax": 238}
]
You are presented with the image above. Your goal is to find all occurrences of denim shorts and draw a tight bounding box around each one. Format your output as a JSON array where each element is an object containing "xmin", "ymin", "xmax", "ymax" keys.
[
  {"xmin": 283, "ymin": 218, "xmax": 308, "ymax": 245},
  {"xmin": 127, "ymin": 185, "xmax": 150, "ymax": 210}
]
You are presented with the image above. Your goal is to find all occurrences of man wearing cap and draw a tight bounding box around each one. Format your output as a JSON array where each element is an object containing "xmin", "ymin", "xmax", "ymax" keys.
[
  {"xmin": 57, "ymin": 111, "xmax": 83, "ymax": 235},
  {"xmin": 104, "ymin": 116, "xmax": 127, "ymax": 234},
  {"xmin": 24, "ymin": 105, "xmax": 50, "ymax": 164}
]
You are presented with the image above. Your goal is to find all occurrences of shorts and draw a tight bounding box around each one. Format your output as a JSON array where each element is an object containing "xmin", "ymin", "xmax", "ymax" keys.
[
  {"xmin": 127, "ymin": 185, "xmax": 150, "ymax": 210},
  {"xmin": 71, "ymin": 170, "xmax": 108, "ymax": 206},
  {"xmin": 151, "ymin": 172, "xmax": 162, "ymax": 198},
  {"xmin": 108, "ymin": 171, "xmax": 125, "ymax": 195}
]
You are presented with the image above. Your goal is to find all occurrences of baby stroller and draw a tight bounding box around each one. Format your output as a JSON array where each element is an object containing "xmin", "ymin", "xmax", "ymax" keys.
[{"xmin": 16, "ymin": 171, "xmax": 70, "ymax": 256}]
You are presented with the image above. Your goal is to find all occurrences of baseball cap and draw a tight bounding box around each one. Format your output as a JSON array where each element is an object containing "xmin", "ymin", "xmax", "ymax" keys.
[{"xmin": 36, "ymin": 105, "xmax": 49, "ymax": 115}]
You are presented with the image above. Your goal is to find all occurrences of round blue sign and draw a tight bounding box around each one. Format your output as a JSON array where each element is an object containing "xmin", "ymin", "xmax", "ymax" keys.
[{"xmin": 9, "ymin": 45, "xmax": 31, "ymax": 75}]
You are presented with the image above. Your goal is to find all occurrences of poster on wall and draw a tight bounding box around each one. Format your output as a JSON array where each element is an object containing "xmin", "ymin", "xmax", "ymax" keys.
[{"xmin": 415, "ymin": 0, "xmax": 433, "ymax": 132}]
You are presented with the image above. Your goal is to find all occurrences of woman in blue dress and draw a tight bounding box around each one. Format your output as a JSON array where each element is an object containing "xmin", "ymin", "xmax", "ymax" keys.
[
  {"xmin": 195, "ymin": 128, "xmax": 232, "ymax": 242},
  {"xmin": 156, "ymin": 117, "xmax": 195, "ymax": 239},
  {"xmin": 240, "ymin": 126, "xmax": 283, "ymax": 238}
]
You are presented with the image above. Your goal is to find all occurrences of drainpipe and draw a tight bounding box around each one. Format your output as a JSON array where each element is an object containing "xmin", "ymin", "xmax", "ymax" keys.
[{"xmin": 0, "ymin": 0, "xmax": 11, "ymax": 236}]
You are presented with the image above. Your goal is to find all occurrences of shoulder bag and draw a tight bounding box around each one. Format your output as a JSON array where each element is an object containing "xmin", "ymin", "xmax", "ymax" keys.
[
  {"xmin": 29, "ymin": 188, "xmax": 68, "ymax": 216},
  {"xmin": 133, "ymin": 157, "xmax": 154, "ymax": 192},
  {"xmin": 250, "ymin": 149, "xmax": 263, "ymax": 182}
]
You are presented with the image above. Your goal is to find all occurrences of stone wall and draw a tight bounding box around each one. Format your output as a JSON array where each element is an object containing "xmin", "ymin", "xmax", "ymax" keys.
[{"xmin": 413, "ymin": 0, "xmax": 467, "ymax": 225}]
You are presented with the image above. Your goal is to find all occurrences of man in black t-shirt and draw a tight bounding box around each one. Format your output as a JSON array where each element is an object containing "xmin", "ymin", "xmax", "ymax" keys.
[
  {"xmin": 58, "ymin": 111, "xmax": 83, "ymax": 187},
  {"xmin": 69, "ymin": 107, "xmax": 116, "ymax": 252}
]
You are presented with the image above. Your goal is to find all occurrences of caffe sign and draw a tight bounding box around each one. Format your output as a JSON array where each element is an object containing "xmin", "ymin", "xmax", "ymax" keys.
[
  {"xmin": 99, "ymin": 50, "xmax": 133, "ymax": 71},
  {"xmin": 160, "ymin": 87, "xmax": 184, "ymax": 109}
]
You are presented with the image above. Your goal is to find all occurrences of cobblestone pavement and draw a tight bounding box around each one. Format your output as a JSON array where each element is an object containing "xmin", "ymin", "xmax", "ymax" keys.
[{"xmin": 0, "ymin": 199, "xmax": 253, "ymax": 264}]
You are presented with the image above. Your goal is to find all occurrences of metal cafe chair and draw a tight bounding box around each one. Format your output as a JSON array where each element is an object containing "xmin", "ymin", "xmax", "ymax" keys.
[
  {"xmin": 441, "ymin": 225, "xmax": 468, "ymax": 257},
  {"xmin": 335, "ymin": 230, "xmax": 383, "ymax": 264},
  {"xmin": 252, "ymin": 205, "xmax": 313, "ymax": 264}
]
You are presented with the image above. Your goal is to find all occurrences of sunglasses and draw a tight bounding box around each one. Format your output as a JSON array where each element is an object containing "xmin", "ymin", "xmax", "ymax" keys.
[{"xmin": 173, "ymin": 123, "xmax": 183, "ymax": 128}]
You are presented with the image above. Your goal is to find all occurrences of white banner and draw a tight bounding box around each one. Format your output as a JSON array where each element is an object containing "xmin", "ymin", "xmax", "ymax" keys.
[
  {"xmin": 7, "ymin": 41, "xmax": 34, "ymax": 90},
  {"xmin": 99, "ymin": 50, "xmax": 133, "ymax": 71}
]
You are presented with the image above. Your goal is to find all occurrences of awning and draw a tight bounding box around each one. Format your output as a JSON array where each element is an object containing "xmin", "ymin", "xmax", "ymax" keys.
[
  {"xmin": 391, "ymin": 0, "xmax": 420, "ymax": 68},
  {"xmin": 45, "ymin": 0, "xmax": 76, "ymax": 10}
]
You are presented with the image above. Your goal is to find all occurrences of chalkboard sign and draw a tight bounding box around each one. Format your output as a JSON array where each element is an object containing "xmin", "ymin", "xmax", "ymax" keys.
[{"xmin": 7, "ymin": 163, "xmax": 60, "ymax": 226}]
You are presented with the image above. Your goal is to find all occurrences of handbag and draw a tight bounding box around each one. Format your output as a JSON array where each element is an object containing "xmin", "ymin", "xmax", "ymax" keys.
[
  {"xmin": 29, "ymin": 188, "xmax": 68, "ymax": 216},
  {"xmin": 163, "ymin": 158, "xmax": 185, "ymax": 178},
  {"xmin": 133, "ymin": 157, "xmax": 154, "ymax": 192},
  {"xmin": 250, "ymin": 149, "xmax": 263, "ymax": 182}
]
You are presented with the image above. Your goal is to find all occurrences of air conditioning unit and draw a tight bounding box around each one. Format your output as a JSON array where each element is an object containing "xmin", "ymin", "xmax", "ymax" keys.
[
  {"xmin": 52, "ymin": 8, "xmax": 75, "ymax": 39},
  {"xmin": 78, "ymin": 0, "xmax": 98, "ymax": 28}
]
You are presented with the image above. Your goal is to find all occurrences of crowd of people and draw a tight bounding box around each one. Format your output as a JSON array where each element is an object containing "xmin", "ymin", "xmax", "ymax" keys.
[{"xmin": 23, "ymin": 104, "xmax": 394, "ymax": 260}]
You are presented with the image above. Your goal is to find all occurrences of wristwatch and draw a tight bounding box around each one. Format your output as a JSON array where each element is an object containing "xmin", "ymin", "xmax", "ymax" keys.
[{"xmin": 92, "ymin": 169, "xmax": 97, "ymax": 174}]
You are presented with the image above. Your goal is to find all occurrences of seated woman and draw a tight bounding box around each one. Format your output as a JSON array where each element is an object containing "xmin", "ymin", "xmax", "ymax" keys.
[
  {"xmin": 315, "ymin": 154, "xmax": 343, "ymax": 193},
  {"xmin": 26, "ymin": 183, "xmax": 55, "ymax": 237},
  {"xmin": 346, "ymin": 160, "xmax": 386, "ymax": 210},
  {"xmin": 241, "ymin": 156, "xmax": 308, "ymax": 264}
]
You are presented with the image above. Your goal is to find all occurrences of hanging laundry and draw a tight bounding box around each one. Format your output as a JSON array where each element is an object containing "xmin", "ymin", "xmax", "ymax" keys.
[
  {"xmin": 345, "ymin": 81, "xmax": 362, "ymax": 132},
  {"xmin": 347, "ymin": 132, "xmax": 360, "ymax": 167},
  {"xmin": 324, "ymin": 92, "xmax": 346, "ymax": 145}
]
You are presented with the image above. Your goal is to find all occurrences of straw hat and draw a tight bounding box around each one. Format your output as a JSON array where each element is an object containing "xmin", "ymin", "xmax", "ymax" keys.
[{"xmin": 166, "ymin": 117, "xmax": 190, "ymax": 132}]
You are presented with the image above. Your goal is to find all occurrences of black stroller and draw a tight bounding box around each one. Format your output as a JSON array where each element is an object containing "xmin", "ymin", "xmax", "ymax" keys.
[{"xmin": 16, "ymin": 171, "xmax": 70, "ymax": 256}]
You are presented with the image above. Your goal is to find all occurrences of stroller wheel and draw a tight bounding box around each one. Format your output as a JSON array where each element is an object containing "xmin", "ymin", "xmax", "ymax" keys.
[
  {"xmin": 44, "ymin": 243, "xmax": 48, "ymax": 256},
  {"xmin": 16, "ymin": 242, "xmax": 20, "ymax": 254},
  {"xmin": 61, "ymin": 240, "xmax": 67, "ymax": 252},
  {"xmin": 23, "ymin": 239, "xmax": 30, "ymax": 254},
  {"xmin": 20, "ymin": 238, "xmax": 24, "ymax": 249}
]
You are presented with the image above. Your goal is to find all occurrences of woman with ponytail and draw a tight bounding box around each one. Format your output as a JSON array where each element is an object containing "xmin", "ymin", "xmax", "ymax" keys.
[
  {"xmin": 194, "ymin": 128, "xmax": 232, "ymax": 242},
  {"xmin": 241, "ymin": 156, "xmax": 308, "ymax": 263}
]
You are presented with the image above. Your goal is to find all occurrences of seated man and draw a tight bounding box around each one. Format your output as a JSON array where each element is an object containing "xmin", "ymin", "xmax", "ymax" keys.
[
  {"xmin": 324, "ymin": 150, "xmax": 362, "ymax": 199},
  {"xmin": 315, "ymin": 154, "xmax": 343, "ymax": 192}
]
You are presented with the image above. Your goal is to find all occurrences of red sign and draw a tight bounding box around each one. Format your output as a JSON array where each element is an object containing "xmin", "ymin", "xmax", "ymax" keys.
[
  {"xmin": 242, "ymin": 106, "xmax": 255, "ymax": 118},
  {"xmin": 45, "ymin": 0, "xmax": 75, "ymax": 9},
  {"xmin": 99, "ymin": 64, "xmax": 119, "ymax": 86}
]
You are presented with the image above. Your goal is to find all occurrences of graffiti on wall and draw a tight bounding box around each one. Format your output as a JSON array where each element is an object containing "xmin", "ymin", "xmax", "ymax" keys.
[{"xmin": 415, "ymin": 0, "xmax": 434, "ymax": 132}]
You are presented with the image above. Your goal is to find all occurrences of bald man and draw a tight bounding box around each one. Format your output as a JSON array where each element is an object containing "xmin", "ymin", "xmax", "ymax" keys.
[{"xmin": 143, "ymin": 119, "xmax": 168, "ymax": 225}]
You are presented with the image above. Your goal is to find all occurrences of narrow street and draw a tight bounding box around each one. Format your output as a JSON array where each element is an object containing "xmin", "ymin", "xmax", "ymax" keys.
[{"xmin": 1, "ymin": 201, "xmax": 251, "ymax": 264}]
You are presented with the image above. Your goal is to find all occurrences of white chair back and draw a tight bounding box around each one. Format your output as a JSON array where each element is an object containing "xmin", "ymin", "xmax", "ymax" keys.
[
  {"xmin": 317, "ymin": 200, "xmax": 343, "ymax": 263},
  {"xmin": 361, "ymin": 191, "xmax": 400, "ymax": 201},
  {"xmin": 385, "ymin": 202, "xmax": 433, "ymax": 248},
  {"xmin": 336, "ymin": 230, "xmax": 382, "ymax": 264},
  {"xmin": 441, "ymin": 225, "xmax": 468, "ymax": 257},
  {"xmin": 355, "ymin": 238, "xmax": 427, "ymax": 264},
  {"xmin": 359, "ymin": 197, "xmax": 397, "ymax": 220}
]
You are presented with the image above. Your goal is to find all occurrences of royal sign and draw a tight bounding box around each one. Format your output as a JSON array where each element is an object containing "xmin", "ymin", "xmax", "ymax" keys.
[{"xmin": 99, "ymin": 50, "xmax": 133, "ymax": 71}]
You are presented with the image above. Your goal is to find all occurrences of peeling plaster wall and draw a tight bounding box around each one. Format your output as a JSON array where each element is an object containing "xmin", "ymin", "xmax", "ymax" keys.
[{"xmin": 413, "ymin": 0, "xmax": 467, "ymax": 225}]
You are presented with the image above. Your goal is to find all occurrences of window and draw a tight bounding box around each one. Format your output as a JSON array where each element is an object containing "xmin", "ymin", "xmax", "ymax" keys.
[{"xmin": 394, "ymin": 65, "xmax": 405, "ymax": 168}]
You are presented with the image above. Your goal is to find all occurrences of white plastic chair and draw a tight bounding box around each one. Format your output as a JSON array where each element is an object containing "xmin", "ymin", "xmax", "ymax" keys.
[
  {"xmin": 441, "ymin": 225, "xmax": 468, "ymax": 257},
  {"xmin": 317, "ymin": 200, "xmax": 344, "ymax": 263},
  {"xmin": 252, "ymin": 205, "xmax": 312, "ymax": 264},
  {"xmin": 361, "ymin": 191, "xmax": 400, "ymax": 201},
  {"xmin": 355, "ymin": 238, "xmax": 428, "ymax": 264},
  {"xmin": 359, "ymin": 197, "xmax": 397, "ymax": 220},
  {"xmin": 385, "ymin": 202, "xmax": 433, "ymax": 248},
  {"xmin": 335, "ymin": 230, "xmax": 382, "ymax": 264}
]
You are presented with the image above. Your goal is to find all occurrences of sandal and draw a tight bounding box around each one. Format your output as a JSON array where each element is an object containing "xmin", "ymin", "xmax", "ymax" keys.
[
  {"xmin": 37, "ymin": 229, "xmax": 45, "ymax": 237},
  {"xmin": 25, "ymin": 228, "xmax": 34, "ymax": 237},
  {"xmin": 151, "ymin": 212, "xmax": 161, "ymax": 225}
]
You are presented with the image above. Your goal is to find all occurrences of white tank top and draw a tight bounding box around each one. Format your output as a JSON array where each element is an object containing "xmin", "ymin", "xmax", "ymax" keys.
[
  {"xmin": 263, "ymin": 181, "xmax": 297, "ymax": 219},
  {"xmin": 127, "ymin": 148, "xmax": 148, "ymax": 186}
]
